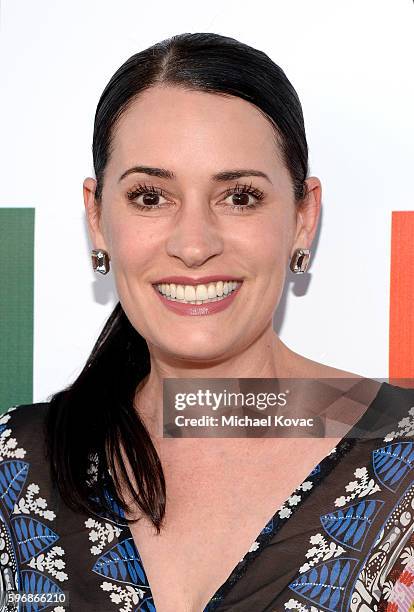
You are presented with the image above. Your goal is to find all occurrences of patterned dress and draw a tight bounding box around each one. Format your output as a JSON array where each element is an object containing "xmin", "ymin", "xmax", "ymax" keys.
[{"xmin": 1, "ymin": 381, "xmax": 414, "ymax": 612}]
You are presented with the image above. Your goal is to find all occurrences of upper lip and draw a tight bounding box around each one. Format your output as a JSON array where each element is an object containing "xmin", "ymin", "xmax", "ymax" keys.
[{"xmin": 152, "ymin": 275, "xmax": 244, "ymax": 285}]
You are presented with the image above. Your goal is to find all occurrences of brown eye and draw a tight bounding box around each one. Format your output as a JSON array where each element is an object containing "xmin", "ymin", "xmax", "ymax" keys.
[
  {"xmin": 140, "ymin": 192, "xmax": 161, "ymax": 207},
  {"xmin": 230, "ymin": 192, "xmax": 253, "ymax": 207},
  {"xmin": 221, "ymin": 182, "xmax": 265, "ymax": 212},
  {"xmin": 126, "ymin": 183, "xmax": 169, "ymax": 211}
]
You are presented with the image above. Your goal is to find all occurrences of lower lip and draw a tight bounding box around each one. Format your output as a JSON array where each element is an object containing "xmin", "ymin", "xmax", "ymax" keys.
[{"xmin": 152, "ymin": 283, "xmax": 243, "ymax": 316}]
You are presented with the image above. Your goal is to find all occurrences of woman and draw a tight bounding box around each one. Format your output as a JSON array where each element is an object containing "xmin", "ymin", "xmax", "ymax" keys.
[{"xmin": 2, "ymin": 32, "xmax": 414, "ymax": 612}]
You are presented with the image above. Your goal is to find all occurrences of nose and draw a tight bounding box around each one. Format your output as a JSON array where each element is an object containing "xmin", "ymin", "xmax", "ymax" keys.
[{"xmin": 165, "ymin": 198, "xmax": 224, "ymax": 268}]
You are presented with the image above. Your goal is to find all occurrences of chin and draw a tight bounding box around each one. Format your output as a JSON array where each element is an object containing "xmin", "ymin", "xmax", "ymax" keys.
[{"xmin": 161, "ymin": 339, "xmax": 233, "ymax": 364}]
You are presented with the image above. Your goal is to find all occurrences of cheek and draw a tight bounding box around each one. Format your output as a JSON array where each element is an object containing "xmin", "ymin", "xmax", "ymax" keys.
[
  {"xmin": 258, "ymin": 233, "xmax": 285, "ymax": 263},
  {"xmin": 246, "ymin": 217, "xmax": 288, "ymax": 271},
  {"xmin": 245, "ymin": 217, "xmax": 290, "ymax": 314},
  {"xmin": 107, "ymin": 214, "xmax": 160, "ymax": 265}
]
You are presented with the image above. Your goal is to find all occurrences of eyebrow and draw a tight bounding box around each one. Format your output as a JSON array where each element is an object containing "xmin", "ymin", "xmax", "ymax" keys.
[{"xmin": 118, "ymin": 165, "xmax": 272, "ymax": 184}]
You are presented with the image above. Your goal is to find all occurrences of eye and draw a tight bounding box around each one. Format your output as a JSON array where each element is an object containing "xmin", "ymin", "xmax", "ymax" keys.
[
  {"xmin": 126, "ymin": 183, "xmax": 169, "ymax": 210},
  {"xmin": 221, "ymin": 182, "xmax": 265, "ymax": 211}
]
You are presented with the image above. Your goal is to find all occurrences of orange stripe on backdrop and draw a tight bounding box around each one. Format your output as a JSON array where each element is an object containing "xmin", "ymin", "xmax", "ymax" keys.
[{"xmin": 389, "ymin": 211, "xmax": 414, "ymax": 387}]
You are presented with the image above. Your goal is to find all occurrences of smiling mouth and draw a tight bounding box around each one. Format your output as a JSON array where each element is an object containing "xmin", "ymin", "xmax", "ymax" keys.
[{"xmin": 153, "ymin": 280, "xmax": 243, "ymax": 304}]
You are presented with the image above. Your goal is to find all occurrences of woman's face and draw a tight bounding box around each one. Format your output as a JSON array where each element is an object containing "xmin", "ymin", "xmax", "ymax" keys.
[{"xmin": 84, "ymin": 85, "xmax": 320, "ymax": 363}]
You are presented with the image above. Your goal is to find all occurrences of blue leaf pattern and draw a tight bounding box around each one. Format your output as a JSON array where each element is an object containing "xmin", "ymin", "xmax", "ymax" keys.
[
  {"xmin": 0, "ymin": 408, "xmax": 67, "ymax": 610},
  {"xmin": 93, "ymin": 538, "xmax": 149, "ymax": 587},
  {"xmin": 320, "ymin": 499, "xmax": 384, "ymax": 550},
  {"xmin": 20, "ymin": 570, "xmax": 64, "ymax": 612},
  {"xmin": 11, "ymin": 516, "xmax": 59, "ymax": 563},
  {"xmin": 0, "ymin": 460, "xmax": 29, "ymax": 512},
  {"xmin": 289, "ymin": 557, "xmax": 358, "ymax": 611},
  {"xmin": 372, "ymin": 441, "xmax": 414, "ymax": 491}
]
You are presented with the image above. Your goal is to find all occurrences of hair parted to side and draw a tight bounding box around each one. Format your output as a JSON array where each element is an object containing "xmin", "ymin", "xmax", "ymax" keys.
[{"xmin": 45, "ymin": 32, "xmax": 310, "ymax": 533}]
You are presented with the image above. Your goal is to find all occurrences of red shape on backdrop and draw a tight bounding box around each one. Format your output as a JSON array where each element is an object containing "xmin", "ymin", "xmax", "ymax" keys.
[{"xmin": 390, "ymin": 211, "xmax": 414, "ymax": 387}]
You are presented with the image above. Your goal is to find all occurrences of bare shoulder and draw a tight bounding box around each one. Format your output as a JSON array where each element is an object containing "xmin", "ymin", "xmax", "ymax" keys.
[
  {"xmin": 284, "ymin": 351, "xmax": 386, "ymax": 408},
  {"xmin": 289, "ymin": 350, "xmax": 364, "ymax": 380}
]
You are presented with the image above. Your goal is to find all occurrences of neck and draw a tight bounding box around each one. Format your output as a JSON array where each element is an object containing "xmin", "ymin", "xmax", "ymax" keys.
[{"xmin": 134, "ymin": 328, "xmax": 301, "ymax": 439}]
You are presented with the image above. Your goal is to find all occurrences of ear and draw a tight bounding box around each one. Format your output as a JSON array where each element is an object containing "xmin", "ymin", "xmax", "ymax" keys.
[
  {"xmin": 83, "ymin": 177, "xmax": 110, "ymax": 253},
  {"xmin": 290, "ymin": 176, "xmax": 322, "ymax": 256}
]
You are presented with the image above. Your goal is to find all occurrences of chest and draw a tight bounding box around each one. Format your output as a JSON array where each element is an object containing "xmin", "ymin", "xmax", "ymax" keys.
[{"xmin": 125, "ymin": 438, "xmax": 341, "ymax": 611}]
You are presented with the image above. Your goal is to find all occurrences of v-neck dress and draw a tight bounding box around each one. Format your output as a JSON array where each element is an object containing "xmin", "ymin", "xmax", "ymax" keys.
[{"xmin": 1, "ymin": 381, "xmax": 414, "ymax": 612}]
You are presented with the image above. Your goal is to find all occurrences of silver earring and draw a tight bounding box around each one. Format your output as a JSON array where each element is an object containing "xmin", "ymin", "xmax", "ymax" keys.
[
  {"xmin": 290, "ymin": 248, "xmax": 311, "ymax": 274},
  {"xmin": 91, "ymin": 249, "xmax": 110, "ymax": 275}
]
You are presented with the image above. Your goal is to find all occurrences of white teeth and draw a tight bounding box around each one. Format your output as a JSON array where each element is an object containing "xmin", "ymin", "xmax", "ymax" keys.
[
  {"xmin": 184, "ymin": 285, "xmax": 196, "ymax": 301},
  {"xmin": 155, "ymin": 280, "xmax": 241, "ymax": 304},
  {"xmin": 207, "ymin": 284, "xmax": 216, "ymax": 299},
  {"xmin": 195, "ymin": 284, "xmax": 208, "ymax": 300}
]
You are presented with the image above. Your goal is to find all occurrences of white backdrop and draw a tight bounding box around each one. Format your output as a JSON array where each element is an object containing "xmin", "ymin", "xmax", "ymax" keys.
[{"xmin": 0, "ymin": 0, "xmax": 413, "ymax": 402}]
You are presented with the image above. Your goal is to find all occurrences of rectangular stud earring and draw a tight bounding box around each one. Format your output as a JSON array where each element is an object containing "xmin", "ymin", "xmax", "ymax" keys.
[
  {"xmin": 290, "ymin": 248, "xmax": 311, "ymax": 274},
  {"xmin": 91, "ymin": 249, "xmax": 110, "ymax": 274}
]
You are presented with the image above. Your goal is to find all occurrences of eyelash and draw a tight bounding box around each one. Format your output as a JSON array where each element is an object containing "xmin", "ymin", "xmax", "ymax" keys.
[{"xmin": 126, "ymin": 181, "xmax": 265, "ymax": 212}]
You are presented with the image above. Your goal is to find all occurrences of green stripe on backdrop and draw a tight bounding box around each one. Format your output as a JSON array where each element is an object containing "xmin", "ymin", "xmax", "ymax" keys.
[{"xmin": 0, "ymin": 208, "xmax": 34, "ymax": 413}]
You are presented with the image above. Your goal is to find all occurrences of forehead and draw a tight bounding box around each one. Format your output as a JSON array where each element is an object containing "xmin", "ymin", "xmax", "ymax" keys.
[{"xmin": 110, "ymin": 85, "xmax": 284, "ymax": 175}]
